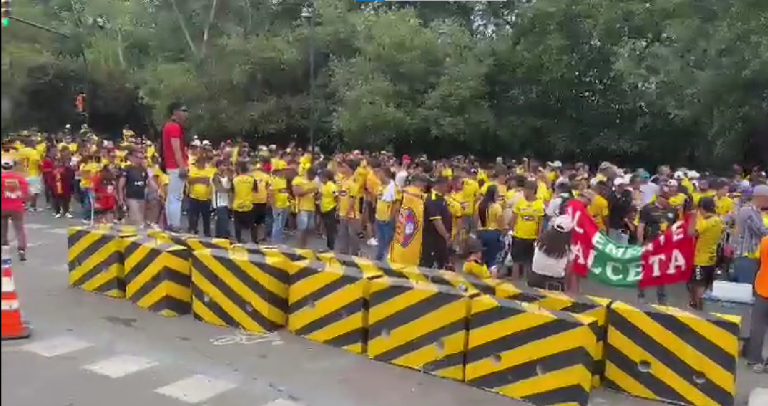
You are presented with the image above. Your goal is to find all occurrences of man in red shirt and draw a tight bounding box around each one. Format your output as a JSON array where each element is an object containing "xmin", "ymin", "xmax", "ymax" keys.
[
  {"xmin": 162, "ymin": 102, "xmax": 189, "ymax": 231},
  {"xmin": 1, "ymin": 158, "xmax": 30, "ymax": 261}
]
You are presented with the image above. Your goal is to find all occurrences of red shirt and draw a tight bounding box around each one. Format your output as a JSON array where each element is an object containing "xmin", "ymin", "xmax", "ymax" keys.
[
  {"xmin": 162, "ymin": 120, "xmax": 186, "ymax": 170},
  {"xmin": 51, "ymin": 164, "xmax": 73, "ymax": 196},
  {"xmin": 41, "ymin": 157, "xmax": 55, "ymax": 185},
  {"xmin": 93, "ymin": 174, "xmax": 117, "ymax": 211},
  {"xmin": 1, "ymin": 171, "xmax": 30, "ymax": 212}
]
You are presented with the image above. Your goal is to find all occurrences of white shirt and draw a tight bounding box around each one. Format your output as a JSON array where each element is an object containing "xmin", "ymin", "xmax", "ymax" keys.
[
  {"xmin": 212, "ymin": 175, "xmax": 231, "ymax": 208},
  {"xmin": 531, "ymin": 246, "xmax": 569, "ymax": 278},
  {"xmin": 640, "ymin": 183, "xmax": 659, "ymax": 205},
  {"xmin": 395, "ymin": 170, "xmax": 408, "ymax": 188},
  {"xmin": 381, "ymin": 180, "xmax": 397, "ymax": 202}
]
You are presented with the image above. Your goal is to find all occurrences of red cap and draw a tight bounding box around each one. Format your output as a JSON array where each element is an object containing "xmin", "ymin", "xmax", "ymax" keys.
[{"xmin": 402, "ymin": 154, "xmax": 411, "ymax": 162}]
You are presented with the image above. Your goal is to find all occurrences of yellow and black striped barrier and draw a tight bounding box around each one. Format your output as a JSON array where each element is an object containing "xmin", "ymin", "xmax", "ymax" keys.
[
  {"xmin": 604, "ymin": 301, "xmax": 740, "ymax": 406},
  {"xmin": 496, "ymin": 282, "xmax": 610, "ymax": 387},
  {"xmin": 235, "ymin": 244, "xmax": 317, "ymax": 278},
  {"xmin": 149, "ymin": 231, "xmax": 231, "ymax": 252},
  {"xmin": 191, "ymin": 248, "xmax": 288, "ymax": 333},
  {"xmin": 287, "ymin": 262, "xmax": 368, "ymax": 354},
  {"xmin": 464, "ymin": 294, "xmax": 597, "ymax": 406},
  {"xmin": 67, "ymin": 226, "xmax": 137, "ymax": 298},
  {"xmin": 123, "ymin": 237, "xmax": 192, "ymax": 317},
  {"xmin": 367, "ymin": 277, "xmax": 468, "ymax": 381},
  {"xmin": 316, "ymin": 253, "xmax": 389, "ymax": 279}
]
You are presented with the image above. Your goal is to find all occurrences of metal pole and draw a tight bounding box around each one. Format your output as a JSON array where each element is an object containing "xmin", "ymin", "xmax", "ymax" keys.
[
  {"xmin": 308, "ymin": 9, "xmax": 316, "ymax": 164},
  {"xmin": 8, "ymin": 16, "xmax": 71, "ymax": 37}
]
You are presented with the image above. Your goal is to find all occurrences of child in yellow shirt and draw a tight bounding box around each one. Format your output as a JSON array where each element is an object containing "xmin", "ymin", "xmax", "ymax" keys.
[{"xmin": 463, "ymin": 238, "xmax": 498, "ymax": 279}]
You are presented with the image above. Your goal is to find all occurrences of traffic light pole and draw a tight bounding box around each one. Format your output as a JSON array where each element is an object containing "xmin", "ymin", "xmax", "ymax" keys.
[{"xmin": 7, "ymin": 15, "xmax": 90, "ymax": 128}]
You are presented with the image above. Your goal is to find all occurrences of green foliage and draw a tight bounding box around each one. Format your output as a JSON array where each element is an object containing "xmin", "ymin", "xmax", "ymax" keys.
[{"xmin": 1, "ymin": 0, "xmax": 767, "ymax": 168}]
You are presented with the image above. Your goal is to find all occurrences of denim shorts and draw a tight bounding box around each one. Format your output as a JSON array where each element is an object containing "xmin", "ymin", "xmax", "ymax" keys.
[{"xmin": 297, "ymin": 211, "xmax": 315, "ymax": 231}]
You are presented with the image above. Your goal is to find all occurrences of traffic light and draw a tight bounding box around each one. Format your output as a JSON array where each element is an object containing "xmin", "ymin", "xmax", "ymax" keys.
[
  {"xmin": 75, "ymin": 93, "xmax": 86, "ymax": 113},
  {"xmin": 1, "ymin": 0, "xmax": 11, "ymax": 28}
]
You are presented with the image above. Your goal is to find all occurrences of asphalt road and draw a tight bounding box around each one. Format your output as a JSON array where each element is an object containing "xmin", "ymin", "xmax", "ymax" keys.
[{"xmin": 1, "ymin": 211, "xmax": 765, "ymax": 406}]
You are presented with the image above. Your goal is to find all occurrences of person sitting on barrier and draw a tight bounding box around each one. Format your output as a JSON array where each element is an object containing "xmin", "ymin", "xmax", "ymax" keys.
[
  {"xmin": 528, "ymin": 214, "xmax": 573, "ymax": 292},
  {"xmin": 463, "ymin": 237, "xmax": 498, "ymax": 279}
]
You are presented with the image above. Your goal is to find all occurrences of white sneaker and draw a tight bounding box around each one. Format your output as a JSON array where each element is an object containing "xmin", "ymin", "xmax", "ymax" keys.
[
  {"xmin": 81, "ymin": 219, "xmax": 90, "ymax": 224},
  {"xmin": 54, "ymin": 213, "xmax": 62, "ymax": 218},
  {"xmin": 65, "ymin": 212, "xmax": 74, "ymax": 218},
  {"xmin": 367, "ymin": 238, "xmax": 378, "ymax": 246}
]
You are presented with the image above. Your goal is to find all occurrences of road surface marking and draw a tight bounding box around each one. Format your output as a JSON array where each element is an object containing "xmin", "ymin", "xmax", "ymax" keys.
[
  {"xmin": 263, "ymin": 399, "xmax": 306, "ymax": 406},
  {"xmin": 83, "ymin": 354, "xmax": 159, "ymax": 378},
  {"xmin": 210, "ymin": 329, "xmax": 283, "ymax": 346},
  {"xmin": 46, "ymin": 228, "xmax": 69, "ymax": 235},
  {"xmin": 25, "ymin": 223, "xmax": 50, "ymax": 229},
  {"xmin": 155, "ymin": 374, "xmax": 237, "ymax": 403},
  {"xmin": 21, "ymin": 336, "xmax": 93, "ymax": 357}
]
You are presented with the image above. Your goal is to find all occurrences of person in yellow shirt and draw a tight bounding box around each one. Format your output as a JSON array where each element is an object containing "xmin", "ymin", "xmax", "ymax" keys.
[
  {"xmin": 509, "ymin": 180, "xmax": 546, "ymax": 279},
  {"xmin": 269, "ymin": 163, "xmax": 292, "ymax": 244},
  {"xmin": 475, "ymin": 184, "xmax": 505, "ymax": 268},
  {"xmin": 364, "ymin": 159, "xmax": 383, "ymax": 247},
  {"xmin": 337, "ymin": 159, "xmax": 363, "ymax": 255},
  {"xmin": 713, "ymin": 179, "xmax": 735, "ymax": 218},
  {"xmin": 463, "ymin": 238, "xmax": 497, "ymax": 279},
  {"xmin": 250, "ymin": 157, "xmax": 270, "ymax": 242},
  {"xmin": 374, "ymin": 167, "xmax": 399, "ymax": 260},
  {"xmin": 187, "ymin": 156, "xmax": 216, "ymax": 236},
  {"xmin": 688, "ymin": 197, "xmax": 724, "ymax": 310},
  {"xmin": 588, "ymin": 180, "xmax": 610, "ymax": 232},
  {"xmin": 292, "ymin": 168, "xmax": 318, "ymax": 248},
  {"xmin": 318, "ymin": 169, "xmax": 339, "ymax": 250},
  {"xmin": 232, "ymin": 161, "xmax": 257, "ymax": 243},
  {"xmin": 19, "ymin": 141, "xmax": 42, "ymax": 211}
]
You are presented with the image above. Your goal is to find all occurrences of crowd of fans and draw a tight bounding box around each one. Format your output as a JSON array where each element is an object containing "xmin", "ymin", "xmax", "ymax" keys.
[{"xmin": 1, "ymin": 104, "xmax": 766, "ymax": 372}]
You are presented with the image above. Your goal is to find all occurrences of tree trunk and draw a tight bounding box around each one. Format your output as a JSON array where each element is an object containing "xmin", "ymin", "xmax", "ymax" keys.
[
  {"xmin": 200, "ymin": 0, "xmax": 220, "ymax": 59},
  {"xmin": 169, "ymin": 0, "xmax": 198, "ymax": 56}
]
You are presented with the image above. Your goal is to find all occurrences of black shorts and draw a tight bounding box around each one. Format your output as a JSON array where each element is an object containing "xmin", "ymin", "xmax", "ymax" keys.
[
  {"xmin": 233, "ymin": 210, "xmax": 253, "ymax": 228},
  {"xmin": 528, "ymin": 272, "xmax": 566, "ymax": 292},
  {"xmin": 511, "ymin": 238, "xmax": 535, "ymax": 265},
  {"xmin": 252, "ymin": 203, "xmax": 267, "ymax": 225},
  {"xmin": 690, "ymin": 265, "xmax": 715, "ymax": 287},
  {"xmin": 94, "ymin": 208, "xmax": 114, "ymax": 216}
]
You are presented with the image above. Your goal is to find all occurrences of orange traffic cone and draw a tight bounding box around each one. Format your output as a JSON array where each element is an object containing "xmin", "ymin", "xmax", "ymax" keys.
[{"xmin": 1, "ymin": 246, "xmax": 31, "ymax": 340}]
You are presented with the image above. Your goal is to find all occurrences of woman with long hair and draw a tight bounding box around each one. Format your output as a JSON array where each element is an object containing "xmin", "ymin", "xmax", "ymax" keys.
[
  {"xmin": 475, "ymin": 184, "xmax": 505, "ymax": 268},
  {"xmin": 529, "ymin": 215, "xmax": 574, "ymax": 292}
]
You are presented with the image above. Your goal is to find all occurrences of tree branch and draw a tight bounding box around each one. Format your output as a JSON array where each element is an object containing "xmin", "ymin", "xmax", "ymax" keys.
[
  {"xmin": 169, "ymin": 0, "xmax": 198, "ymax": 57},
  {"xmin": 200, "ymin": 0, "xmax": 220, "ymax": 59}
]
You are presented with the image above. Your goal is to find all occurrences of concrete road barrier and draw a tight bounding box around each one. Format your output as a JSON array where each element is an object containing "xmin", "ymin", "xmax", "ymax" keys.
[
  {"xmin": 67, "ymin": 226, "xmax": 138, "ymax": 298},
  {"xmin": 123, "ymin": 237, "xmax": 192, "ymax": 317},
  {"xmin": 464, "ymin": 295, "xmax": 597, "ymax": 406},
  {"xmin": 604, "ymin": 301, "xmax": 740, "ymax": 406},
  {"xmin": 190, "ymin": 248, "xmax": 288, "ymax": 333}
]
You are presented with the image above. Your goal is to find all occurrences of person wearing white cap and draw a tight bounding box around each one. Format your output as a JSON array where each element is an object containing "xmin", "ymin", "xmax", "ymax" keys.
[
  {"xmin": 607, "ymin": 176, "xmax": 634, "ymax": 245},
  {"xmin": 529, "ymin": 215, "xmax": 574, "ymax": 292}
]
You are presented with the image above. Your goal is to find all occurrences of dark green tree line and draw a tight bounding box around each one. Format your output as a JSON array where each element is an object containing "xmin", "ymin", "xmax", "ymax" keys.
[{"xmin": 2, "ymin": 0, "xmax": 767, "ymax": 168}]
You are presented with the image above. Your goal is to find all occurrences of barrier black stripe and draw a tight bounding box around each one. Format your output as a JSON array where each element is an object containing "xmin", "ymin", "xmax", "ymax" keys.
[
  {"xmin": 250, "ymin": 256, "xmax": 290, "ymax": 286},
  {"xmin": 469, "ymin": 301, "xmax": 524, "ymax": 329},
  {"xmin": 128, "ymin": 263, "xmax": 191, "ymax": 305},
  {"xmin": 463, "ymin": 276, "xmax": 496, "ymax": 295},
  {"xmin": 422, "ymin": 350, "xmax": 465, "ymax": 374},
  {"xmin": 290, "ymin": 265, "xmax": 323, "ymax": 285},
  {"xmin": 71, "ymin": 235, "xmax": 113, "ymax": 269},
  {"xmin": 466, "ymin": 311, "xmax": 581, "ymax": 365},
  {"xmin": 150, "ymin": 296, "xmax": 191, "ymax": 315},
  {"xmin": 369, "ymin": 292, "xmax": 462, "ymax": 340},
  {"xmin": 214, "ymin": 255, "xmax": 287, "ymax": 313},
  {"xmin": 608, "ymin": 310, "xmax": 732, "ymax": 406},
  {"xmin": 67, "ymin": 229, "xmax": 91, "ymax": 247},
  {"xmin": 604, "ymin": 341, "xmax": 686, "ymax": 404},
  {"xmin": 374, "ymin": 318, "xmax": 466, "ymax": 365},
  {"xmin": 164, "ymin": 247, "xmax": 191, "ymax": 263},
  {"xmin": 289, "ymin": 275, "xmax": 358, "ymax": 314},
  {"xmin": 368, "ymin": 279, "xmax": 414, "ymax": 308},
  {"xmin": 505, "ymin": 291, "xmax": 547, "ymax": 303},
  {"xmin": 191, "ymin": 283, "xmax": 239, "ymax": 327},
  {"xmin": 280, "ymin": 250, "xmax": 312, "ymax": 262},
  {"xmin": 71, "ymin": 251, "xmax": 120, "ymax": 287},
  {"xmin": 588, "ymin": 321, "xmax": 605, "ymax": 343},
  {"xmin": 467, "ymin": 346, "xmax": 592, "ymax": 388},
  {"xmin": 709, "ymin": 315, "xmax": 742, "ymax": 336},
  {"xmin": 560, "ymin": 301, "xmax": 601, "ymax": 314},
  {"xmin": 124, "ymin": 247, "xmax": 162, "ymax": 284},
  {"xmin": 92, "ymin": 274, "xmax": 121, "ymax": 293},
  {"xmin": 644, "ymin": 310, "xmax": 737, "ymax": 372},
  {"xmin": 521, "ymin": 384, "xmax": 590, "ymax": 406},
  {"xmin": 193, "ymin": 258, "xmax": 282, "ymax": 331},
  {"xmin": 294, "ymin": 298, "xmax": 366, "ymax": 344}
]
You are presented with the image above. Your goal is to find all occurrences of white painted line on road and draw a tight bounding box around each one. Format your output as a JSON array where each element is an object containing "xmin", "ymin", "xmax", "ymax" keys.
[
  {"xmin": 21, "ymin": 336, "xmax": 93, "ymax": 357},
  {"xmin": 46, "ymin": 228, "xmax": 69, "ymax": 235},
  {"xmin": 155, "ymin": 374, "xmax": 237, "ymax": 404},
  {"xmin": 83, "ymin": 355, "xmax": 159, "ymax": 378},
  {"xmin": 25, "ymin": 223, "xmax": 50, "ymax": 229},
  {"xmin": 263, "ymin": 399, "xmax": 306, "ymax": 406}
]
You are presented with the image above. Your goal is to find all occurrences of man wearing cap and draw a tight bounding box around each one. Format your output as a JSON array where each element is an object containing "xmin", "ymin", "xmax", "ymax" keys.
[
  {"xmin": 420, "ymin": 176, "xmax": 453, "ymax": 269},
  {"xmin": 608, "ymin": 176, "xmax": 634, "ymax": 245},
  {"xmin": 732, "ymin": 184, "xmax": 768, "ymax": 284},
  {"xmin": 1, "ymin": 158, "xmax": 30, "ymax": 261},
  {"xmin": 161, "ymin": 102, "xmax": 189, "ymax": 231}
]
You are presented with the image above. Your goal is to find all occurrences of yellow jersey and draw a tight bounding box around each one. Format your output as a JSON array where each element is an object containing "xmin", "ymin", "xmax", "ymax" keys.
[
  {"xmin": 188, "ymin": 166, "xmax": 215, "ymax": 201},
  {"xmin": 694, "ymin": 215, "xmax": 724, "ymax": 267},
  {"xmin": 319, "ymin": 181, "xmax": 338, "ymax": 214},
  {"xmin": 512, "ymin": 198, "xmax": 545, "ymax": 239},
  {"xmin": 338, "ymin": 176, "xmax": 361, "ymax": 219},
  {"xmin": 232, "ymin": 174, "xmax": 255, "ymax": 212},
  {"xmin": 292, "ymin": 176, "xmax": 317, "ymax": 212},
  {"xmin": 478, "ymin": 201, "xmax": 503, "ymax": 231},
  {"xmin": 270, "ymin": 175, "xmax": 291, "ymax": 210},
  {"xmin": 588, "ymin": 194, "xmax": 609, "ymax": 232},
  {"xmin": 19, "ymin": 147, "xmax": 41, "ymax": 177},
  {"xmin": 251, "ymin": 171, "xmax": 269, "ymax": 204}
]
